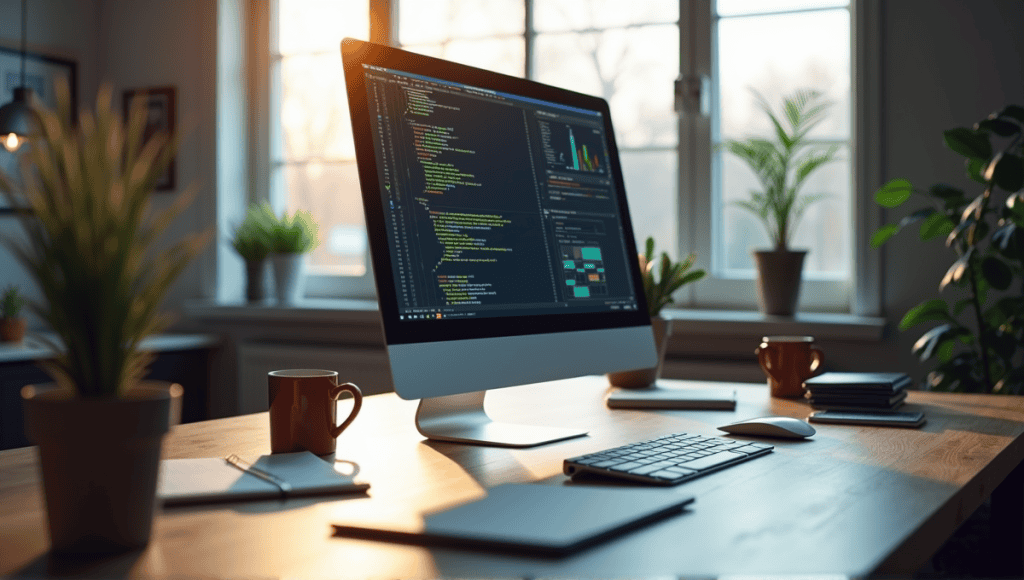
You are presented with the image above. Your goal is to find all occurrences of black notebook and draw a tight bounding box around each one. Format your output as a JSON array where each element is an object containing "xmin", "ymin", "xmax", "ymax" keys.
[
  {"xmin": 332, "ymin": 483, "xmax": 694, "ymax": 556},
  {"xmin": 803, "ymin": 372, "xmax": 912, "ymax": 393}
]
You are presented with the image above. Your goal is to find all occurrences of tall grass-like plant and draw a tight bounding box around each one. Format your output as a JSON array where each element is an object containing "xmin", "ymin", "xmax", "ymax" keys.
[
  {"xmin": 726, "ymin": 89, "xmax": 840, "ymax": 250},
  {"xmin": 0, "ymin": 81, "xmax": 208, "ymax": 398}
]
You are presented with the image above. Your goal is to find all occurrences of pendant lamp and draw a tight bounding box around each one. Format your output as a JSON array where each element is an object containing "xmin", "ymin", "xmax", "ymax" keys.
[{"xmin": 0, "ymin": 0, "xmax": 38, "ymax": 153}]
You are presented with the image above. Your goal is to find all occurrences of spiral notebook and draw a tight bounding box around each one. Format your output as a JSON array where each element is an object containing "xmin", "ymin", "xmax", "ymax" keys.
[{"xmin": 158, "ymin": 451, "xmax": 369, "ymax": 506}]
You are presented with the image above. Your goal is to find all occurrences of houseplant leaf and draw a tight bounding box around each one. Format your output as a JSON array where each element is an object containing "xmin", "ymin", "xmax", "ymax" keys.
[
  {"xmin": 899, "ymin": 299, "xmax": 952, "ymax": 331},
  {"xmin": 980, "ymin": 256, "xmax": 1012, "ymax": 290},
  {"xmin": 871, "ymin": 224, "xmax": 899, "ymax": 248},
  {"xmin": 944, "ymin": 127, "xmax": 992, "ymax": 160},
  {"xmin": 919, "ymin": 211, "xmax": 955, "ymax": 241},
  {"xmin": 875, "ymin": 178, "xmax": 912, "ymax": 207}
]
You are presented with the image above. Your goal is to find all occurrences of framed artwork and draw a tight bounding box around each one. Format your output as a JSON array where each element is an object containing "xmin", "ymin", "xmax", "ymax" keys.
[
  {"xmin": 122, "ymin": 86, "xmax": 176, "ymax": 191},
  {"xmin": 0, "ymin": 46, "xmax": 77, "ymax": 214}
]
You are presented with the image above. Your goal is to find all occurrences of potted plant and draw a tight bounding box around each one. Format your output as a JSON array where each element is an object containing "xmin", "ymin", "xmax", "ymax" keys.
[
  {"xmin": 726, "ymin": 89, "xmax": 840, "ymax": 315},
  {"xmin": 0, "ymin": 82, "xmax": 207, "ymax": 553},
  {"xmin": 607, "ymin": 237, "xmax": 706, "ymax": 388},
  {"xmin": 231, "ymin": 202, "xmax": 274, "ymax": 303},
  {"xmin": 269, "ymin": 208, "xmax": 318, "ymax": 305},
  {"xmin": 872, "ymin": 104, "xmax": 1024, "ymax": 394},
  {"xmin": 0, "ymin": 284, "xmax": 27, "ymax": 343}
]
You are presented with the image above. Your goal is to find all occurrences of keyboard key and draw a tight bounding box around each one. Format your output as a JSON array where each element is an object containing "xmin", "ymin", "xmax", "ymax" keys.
[
  {"xmin": 610, "ymin": 461, "xmax": 644, "ymax": 472},
  {"xmin": 591, "ymin": 460, "xmax": 624, "ymax": 468},
  {"xmin": 675, "ymin": 451, "xmax": 746, "ymax": 471},
  {"xmin": 730, "ymin": 445, "xmax": 770, "ymax": 455},
  {"xmin": 649, "ymin": 469, "xmax": 686, "ymax": 480},
  {"xmin": 628, "ymin": 461, "xmax": 678, "ymax": 475}
]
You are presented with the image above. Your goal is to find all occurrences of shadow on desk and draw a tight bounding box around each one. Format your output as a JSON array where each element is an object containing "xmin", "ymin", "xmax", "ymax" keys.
[{"xmin": 8, "ymin": 550, "xmax": 146, "ymax": 579}]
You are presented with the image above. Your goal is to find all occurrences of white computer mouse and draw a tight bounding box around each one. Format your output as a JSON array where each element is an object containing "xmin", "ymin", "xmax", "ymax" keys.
[{"xmin": 717, "ymin": 416, "xmax": 816, "ymax": 439}]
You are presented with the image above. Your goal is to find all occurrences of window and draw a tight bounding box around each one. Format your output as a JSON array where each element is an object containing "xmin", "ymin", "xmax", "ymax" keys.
[{"xmin": 269, "ymin": 0, "xmax": 866, "ymax": 311}]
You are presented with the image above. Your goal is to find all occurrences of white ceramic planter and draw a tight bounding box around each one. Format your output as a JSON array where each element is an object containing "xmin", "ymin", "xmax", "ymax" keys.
[{"xmin": 271, "ymin": 252, "xmax": 305, "ymax": 305}]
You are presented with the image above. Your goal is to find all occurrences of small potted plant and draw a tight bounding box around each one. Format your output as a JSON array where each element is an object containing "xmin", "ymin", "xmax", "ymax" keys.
[
  {"xmin": 269, "ymin": 208, "xmax": 318, "ymax": 305},
  {"xmin": 607, "ymin": 237, "xmax": 706, "ymax": 388},
  {"xmin": 726, "ymin": 89, "xmax": 839, "ymax": 315},
  {"xmin": 0, "ymin": 81, "xmax": 206, "ymax": 553},
  {"xmin": 231, "ymin": 202, "xmax": 274, "ymax": 303},
  {"xmin": 0, "ymin": 284, "xmax": 27, "ymax": 343}
]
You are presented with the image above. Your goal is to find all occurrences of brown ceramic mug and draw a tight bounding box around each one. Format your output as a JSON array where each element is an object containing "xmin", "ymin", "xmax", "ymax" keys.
[
  {"xmin": 755, "ymin": 336, "xmax": 824, "ymax": 398},
  {"xmin": 268, "ymin": 370, "xmax": 363, "ymax": 455}
]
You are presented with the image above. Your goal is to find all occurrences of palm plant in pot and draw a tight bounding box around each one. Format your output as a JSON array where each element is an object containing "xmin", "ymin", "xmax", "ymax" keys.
[
  {"xmin": 607, "ymin": 237, "xmax": 706, "ymax": 388},
  {"xmin": 268, "ymin": 208, "xmax": 318, "ymax": 305},
  {"xmin": 1, "ymin": 284, "xmax": 28, "ymax": 343},
  {"xmin": 0, "ymin": 81, "xmax": 207, "ymax": 554},
  {"xmin": 726, "ymin": 89, "xmax": 840, "ymax": 315}
]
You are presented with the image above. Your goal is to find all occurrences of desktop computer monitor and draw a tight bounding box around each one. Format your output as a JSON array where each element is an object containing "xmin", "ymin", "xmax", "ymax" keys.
[{"xmin": 341, "ymin": 38, "xmax": 657, "ymax": 447}]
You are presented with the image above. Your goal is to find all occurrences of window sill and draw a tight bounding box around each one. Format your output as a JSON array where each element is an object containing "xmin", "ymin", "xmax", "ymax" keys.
[
  {"xmin": 663, "ymin": 308, "xmax": 886, "ymax": 342},
  {"xmin": 184, "ymin": 300, "xmax": 886, "ymax": 342}
]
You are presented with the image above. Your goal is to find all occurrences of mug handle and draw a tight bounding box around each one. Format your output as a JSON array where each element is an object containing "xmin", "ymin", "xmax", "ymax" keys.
[
  {"xmin": 329, "ymin": 382, "xmax": 363, "ymax": 439},
  {"xmin": 809, "ymin": 347, "xmax": 825, "ymax": 374},
  {"xmin": 755, "ymin": 346, "xmax": 780, "ymax": 381}
]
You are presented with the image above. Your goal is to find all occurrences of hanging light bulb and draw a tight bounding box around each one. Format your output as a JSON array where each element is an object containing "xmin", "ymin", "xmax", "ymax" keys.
[
  {"xmin": 0, "ymin": 0, "xmax": 39, "ymax": 152},
  {"xmin": 2, "ymin": 133, "xmax": 21, "ymax": 153}
]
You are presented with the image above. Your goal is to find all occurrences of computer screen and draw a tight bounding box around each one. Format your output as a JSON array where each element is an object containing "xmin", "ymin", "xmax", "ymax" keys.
[{"xmin": 342, "ymin": 39, "xmax": 657, "ymax": 447}]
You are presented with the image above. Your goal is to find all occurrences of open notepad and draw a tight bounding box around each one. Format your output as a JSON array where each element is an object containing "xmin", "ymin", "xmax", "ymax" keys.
[{"xmin": 159, "ymin": 451, "xmax": 369, "ymax": 506}]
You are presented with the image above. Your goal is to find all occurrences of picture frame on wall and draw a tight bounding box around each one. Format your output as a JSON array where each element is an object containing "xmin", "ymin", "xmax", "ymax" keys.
[
  {"xmin": 0, "ymin": 46, "xmax": 77, "ymax": 214},
  {"xmin": 122, "ymin": 86, "xmax": 176, "ymax": 191}
]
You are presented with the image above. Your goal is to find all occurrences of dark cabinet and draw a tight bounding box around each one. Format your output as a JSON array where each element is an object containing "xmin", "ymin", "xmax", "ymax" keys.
[{"xmin": 0, "ymin": 344, "xmax": 214, "ymax": 450}]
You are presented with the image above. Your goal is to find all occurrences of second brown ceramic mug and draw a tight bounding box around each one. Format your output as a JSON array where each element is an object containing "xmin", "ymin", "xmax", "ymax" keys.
[
  {"xmin": 755, "ymin": 336, "xmax": 824, "ymax": 398},
  {"xmin": 268, "ymin": 369, "xmax": 363, "ymax": 455}
]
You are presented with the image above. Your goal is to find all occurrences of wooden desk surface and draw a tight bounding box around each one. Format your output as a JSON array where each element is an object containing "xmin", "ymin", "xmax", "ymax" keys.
[{"xmin": 2, "ymin": 376, "xmax": 1023, "ymax": 578}]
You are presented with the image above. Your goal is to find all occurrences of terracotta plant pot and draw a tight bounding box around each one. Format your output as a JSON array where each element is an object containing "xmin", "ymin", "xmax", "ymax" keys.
[
  {"xmin": 606, "ymin": 316, "xmax": 673, "ymax": 388},
  {"xmin": 22, "ymin": 382, "xmax": 181, "ymax": 554},
  {"xmin": 753, "ymin": 249, "xmax": 806, "ymax": 316},
  {"xmin": 0, "ymin": 317, "xmax": 27, "ymax": 342}
]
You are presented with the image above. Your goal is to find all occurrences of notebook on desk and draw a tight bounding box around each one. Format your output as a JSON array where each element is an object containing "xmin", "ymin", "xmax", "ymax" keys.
[
  {"xmin": 332, "ymin": 483, "xmax": 693, "ymax": 556},
  {"xmin": 606, "ymin": 386, "xmax": 737, "ymax": 410},
  {"xmin": 159, "ymin": 451, "xmax": 369, "ymax": 506}
]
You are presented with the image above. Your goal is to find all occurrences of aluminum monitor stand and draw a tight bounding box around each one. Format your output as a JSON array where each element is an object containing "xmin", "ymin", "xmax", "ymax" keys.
[{"xmin": 415, "ymin": 390, "xmax": 588, "ymax": 448}]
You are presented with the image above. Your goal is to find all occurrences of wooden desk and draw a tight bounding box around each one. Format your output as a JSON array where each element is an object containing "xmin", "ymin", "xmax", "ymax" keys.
[{"xmin": 2, "ymin": 377, "xmax": 1023, "ymax": 578}]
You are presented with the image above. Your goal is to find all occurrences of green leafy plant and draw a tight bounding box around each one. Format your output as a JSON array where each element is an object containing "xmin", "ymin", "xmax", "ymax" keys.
[
  {"xmin": 873, "ymin": 104, "xmax": 1024, "ymax": 394},
  {"xmin": 639, "ymin": 237, "xmax": 706, "ymax": 316},
  {"xmin": 1, "ymin": 285, "xmax": 25, "ymax": 319},
  {"xmin": 270, "ymin": 208, "xmax": 318, "ymax": 254},
  {"xmin": 0, "ymin": 81, "xmax": 208, "ymax": 398},
  {"xmin": 726, "ymin": 89, "xmax": 840, "ymax": 250},
  {"xmin": 231, "ymin": 202, "xmax": 275, "ymax": 262}
]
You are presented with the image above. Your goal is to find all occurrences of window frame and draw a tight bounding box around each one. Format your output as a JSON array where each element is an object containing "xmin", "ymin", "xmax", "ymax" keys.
[{"xmin": 257, "ymin": 0, "xmax": 880, "ymax": 314}]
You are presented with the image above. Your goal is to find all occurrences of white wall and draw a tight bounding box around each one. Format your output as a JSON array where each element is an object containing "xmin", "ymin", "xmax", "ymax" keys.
[{"xmin": 97, "ymin": 0, "xmax": 219, "ymax": 310}]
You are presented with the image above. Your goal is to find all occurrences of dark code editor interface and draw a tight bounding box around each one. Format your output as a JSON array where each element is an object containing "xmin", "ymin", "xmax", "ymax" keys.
[{"xmin": 364, "ymin": 64, "xmax": 639, "ymax": 322}]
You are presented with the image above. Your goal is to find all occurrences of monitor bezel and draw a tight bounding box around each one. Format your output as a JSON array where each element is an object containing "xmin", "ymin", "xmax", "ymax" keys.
[{"xmin": 341, "ymin": 38, "xmax": 652, "ymax": 346}]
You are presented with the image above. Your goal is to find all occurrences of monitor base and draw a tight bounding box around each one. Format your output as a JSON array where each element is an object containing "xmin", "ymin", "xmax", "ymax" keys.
[{"xmin": 415, "ymin": 390, "xmax": 587, "ymax": 448}]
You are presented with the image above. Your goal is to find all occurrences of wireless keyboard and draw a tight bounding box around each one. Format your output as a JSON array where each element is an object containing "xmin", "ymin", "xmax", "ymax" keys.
[{"xmin": 563, "ymin": 432, "xmax": 773, "ymax": 485}]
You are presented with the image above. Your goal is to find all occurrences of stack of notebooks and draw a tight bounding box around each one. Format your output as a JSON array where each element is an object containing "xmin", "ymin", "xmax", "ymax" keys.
[{"xmin": 803, "ymin": 372, "xmax": 912, "ymax": 412}]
